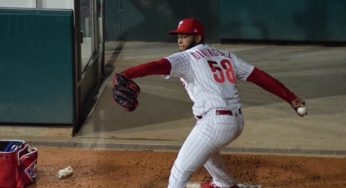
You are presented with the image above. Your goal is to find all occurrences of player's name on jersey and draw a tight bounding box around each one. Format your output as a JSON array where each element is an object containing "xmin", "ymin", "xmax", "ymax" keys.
[{"xmin": 190, "ymin": 48, "xmax": 231, "ymax": 61}]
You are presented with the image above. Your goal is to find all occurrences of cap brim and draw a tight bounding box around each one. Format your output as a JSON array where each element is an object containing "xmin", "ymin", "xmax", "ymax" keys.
[{"xmin": 169, "ymin": 30, "xmax": 195, "ymax": 35}]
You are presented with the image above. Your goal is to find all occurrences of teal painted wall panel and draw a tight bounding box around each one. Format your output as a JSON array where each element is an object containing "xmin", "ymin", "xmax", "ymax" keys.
[
  {"xmin": 219, "ymin": 0, "xmax": 346, "ymax": 42},
  {"xmin": 0, "ymin": 9, "xmax": 75, "ymax": 124}
]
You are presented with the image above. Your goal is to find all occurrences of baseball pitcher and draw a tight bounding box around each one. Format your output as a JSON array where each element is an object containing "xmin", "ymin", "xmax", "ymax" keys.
[{"xmin": 112, "ymin": 18, "xmax": 307, "ymax": 188}]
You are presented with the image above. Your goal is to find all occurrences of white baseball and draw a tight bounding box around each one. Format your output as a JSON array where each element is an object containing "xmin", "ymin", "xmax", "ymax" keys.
[{"xmin": 297, "ymin": 106, "xmax": 307, "ymax": 115}]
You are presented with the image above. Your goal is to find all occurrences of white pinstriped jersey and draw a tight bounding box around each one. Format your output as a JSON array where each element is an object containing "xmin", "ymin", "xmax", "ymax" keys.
[{"xmin": 164, "ymin": 44, "xmax": 254, "ymax": 116}]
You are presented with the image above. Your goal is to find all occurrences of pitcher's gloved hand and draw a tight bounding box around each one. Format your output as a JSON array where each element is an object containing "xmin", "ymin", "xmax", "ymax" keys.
[{"xmin": 112, "ymin": 73, "xmax": 141, "ymax": 112}]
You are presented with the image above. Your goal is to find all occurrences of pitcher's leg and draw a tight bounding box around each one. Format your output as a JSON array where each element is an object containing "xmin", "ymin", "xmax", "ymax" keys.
[
  {"xmin": 204, "ymin": 152, "xmax": 236, "ymax": 187},
  {"xmin": 168, "ymin": 122, "xmax": 217, "ymax": 188},
  {"xmin": 202, "ymin": 114, "xmax": 244, "ymax": 188}
]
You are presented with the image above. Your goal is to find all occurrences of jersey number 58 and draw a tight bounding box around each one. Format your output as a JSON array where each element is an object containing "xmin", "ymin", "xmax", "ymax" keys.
[{"xmin": 207, "ymin": 59, "xmax": 236, "ymax": 84}]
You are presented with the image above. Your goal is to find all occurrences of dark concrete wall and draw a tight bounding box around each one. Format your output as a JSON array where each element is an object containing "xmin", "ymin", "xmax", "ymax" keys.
[
  {"xmin": 219, "ymin": 0, "xmax": 346, "ymax": 43},
  {"xmin": 105, "ymin": 0, "xmax": 346, "ymax": 43},
  {"xmin": 105, "ymin": 0, "xmax": 219, "ymax": 42}
]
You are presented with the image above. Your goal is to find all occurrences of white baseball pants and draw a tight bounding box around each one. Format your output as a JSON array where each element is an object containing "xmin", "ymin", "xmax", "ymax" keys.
[{"xmin": 168, "ymin": 109, "xmax": 244, "ymax": 188}]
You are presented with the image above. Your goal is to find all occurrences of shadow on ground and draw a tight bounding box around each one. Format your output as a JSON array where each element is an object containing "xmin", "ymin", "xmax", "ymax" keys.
[{"xmin": 82, "ymin": 85, "xmax": 193, "ymax": 134}]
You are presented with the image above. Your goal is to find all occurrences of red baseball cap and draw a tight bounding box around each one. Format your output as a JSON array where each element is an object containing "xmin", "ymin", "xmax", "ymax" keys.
[{"xmin": 169, "ymin": 18, "xmax": 204, "ymax": 36}]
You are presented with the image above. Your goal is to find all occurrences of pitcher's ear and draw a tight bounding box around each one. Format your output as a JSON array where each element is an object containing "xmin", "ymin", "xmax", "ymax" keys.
[{"xmin": 194, "ymin": 35, "xmax": 203, "ymax": 44}]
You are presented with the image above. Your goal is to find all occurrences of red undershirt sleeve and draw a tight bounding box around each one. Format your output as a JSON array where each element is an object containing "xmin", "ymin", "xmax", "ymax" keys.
[
  {"xmin": 121, "ymin": 58, "xmax": 171, "ymax": 79},
  {"xmin": 246, "ymin": 67, "xmax": 297, "ymax": 103}
]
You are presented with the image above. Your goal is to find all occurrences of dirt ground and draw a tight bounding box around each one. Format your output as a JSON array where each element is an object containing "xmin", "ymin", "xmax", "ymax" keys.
[{"xmin": 28, "ymin": 147, "xmax": 346, "ymax": 188}]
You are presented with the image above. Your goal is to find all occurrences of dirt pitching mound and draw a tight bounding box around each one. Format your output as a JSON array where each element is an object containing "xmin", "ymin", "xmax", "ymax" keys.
[{"xmin": 30, "ymin": 147, "xmax": 346, "ymax": 188}]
